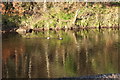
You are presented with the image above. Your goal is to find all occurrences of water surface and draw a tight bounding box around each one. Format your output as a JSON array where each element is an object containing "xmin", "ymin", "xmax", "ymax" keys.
[{"xmin": 2, "ymin": 29, "xmax": 120, "ymax": 78}]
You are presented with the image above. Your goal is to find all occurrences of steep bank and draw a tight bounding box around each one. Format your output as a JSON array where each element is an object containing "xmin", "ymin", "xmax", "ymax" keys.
[{"xmin": 1, "ymin": 2, "xmax": 120, "ymax": 32}]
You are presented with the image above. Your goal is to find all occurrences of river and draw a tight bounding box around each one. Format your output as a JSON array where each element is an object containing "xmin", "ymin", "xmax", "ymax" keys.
[{"xmin": 2, "ymin": 29, "xmax": 120, "ymax": 78}]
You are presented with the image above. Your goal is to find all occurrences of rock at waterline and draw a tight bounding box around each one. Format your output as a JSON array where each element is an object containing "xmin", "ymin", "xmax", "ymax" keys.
[
  {"xmin": 26, "ymin": 29, "xmax": 32, "ymax": 33},
  {"xmin": 16, "ymin": 28, "xmax": 32, "ymax": 34}
]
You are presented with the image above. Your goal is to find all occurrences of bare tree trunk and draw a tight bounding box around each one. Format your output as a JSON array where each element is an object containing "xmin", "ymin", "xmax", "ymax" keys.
[
  {"xmin": 72, "ymin": 9, "xmax": 80, "ymax": 26},
  {"xmin": 54, "ymin": 0, "xmax": 57, "ymax": 7},
  {"xmin": 85, "ymin": 0, "xmax": 88, "ymax": 7},
  {"xmin": 43, "ymin": 0, "xmax": 47, "ymax": 11}
]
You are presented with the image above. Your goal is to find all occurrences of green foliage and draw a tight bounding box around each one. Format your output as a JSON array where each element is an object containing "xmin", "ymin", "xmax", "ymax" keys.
[
  {"xmin": 2, "ymin": 15, "xmax": 21, "ymax": 30},
  {"xmin": 58, "ymin": 12, "xmax": 73, "ymax": 20},
  {"xmin": 34, "ymin": 20, "xmax": 45, "ymax": 28},
  {"xmin": 2, "ymin": 2, "xmax": 119, "ymax": 30}
]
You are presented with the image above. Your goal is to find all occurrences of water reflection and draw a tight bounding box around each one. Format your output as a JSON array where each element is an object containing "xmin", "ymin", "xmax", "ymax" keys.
[{"xmin": 2, "ymin": 30, "xmax": 120, "ymax": 78}]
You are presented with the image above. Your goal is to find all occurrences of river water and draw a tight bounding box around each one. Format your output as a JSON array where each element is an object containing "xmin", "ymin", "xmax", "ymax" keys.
[{"xmin": 2, "ymin": 29, "xmax": 120, "ymax": 78}]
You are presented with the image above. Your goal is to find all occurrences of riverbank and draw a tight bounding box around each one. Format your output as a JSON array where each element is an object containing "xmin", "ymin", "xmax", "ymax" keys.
[
  {"xmin": 1, "ymin": 2, "xmax": 120, "ymax": 32},
  {"xmin": 0, "ymin": 26, "xmax": 119, "ymax": 34}
]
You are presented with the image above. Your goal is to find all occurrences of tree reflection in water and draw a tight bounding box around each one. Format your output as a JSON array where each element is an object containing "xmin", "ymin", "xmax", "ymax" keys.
[{"xmin": 2, "ymin": 30, "xmax": 120, "ymax": 78}]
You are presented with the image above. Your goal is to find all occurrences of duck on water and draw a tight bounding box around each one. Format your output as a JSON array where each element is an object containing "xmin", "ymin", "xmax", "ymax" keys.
[{"xmin": 46, "ymin": 37, "xmax": 63, "ymax": 40}]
